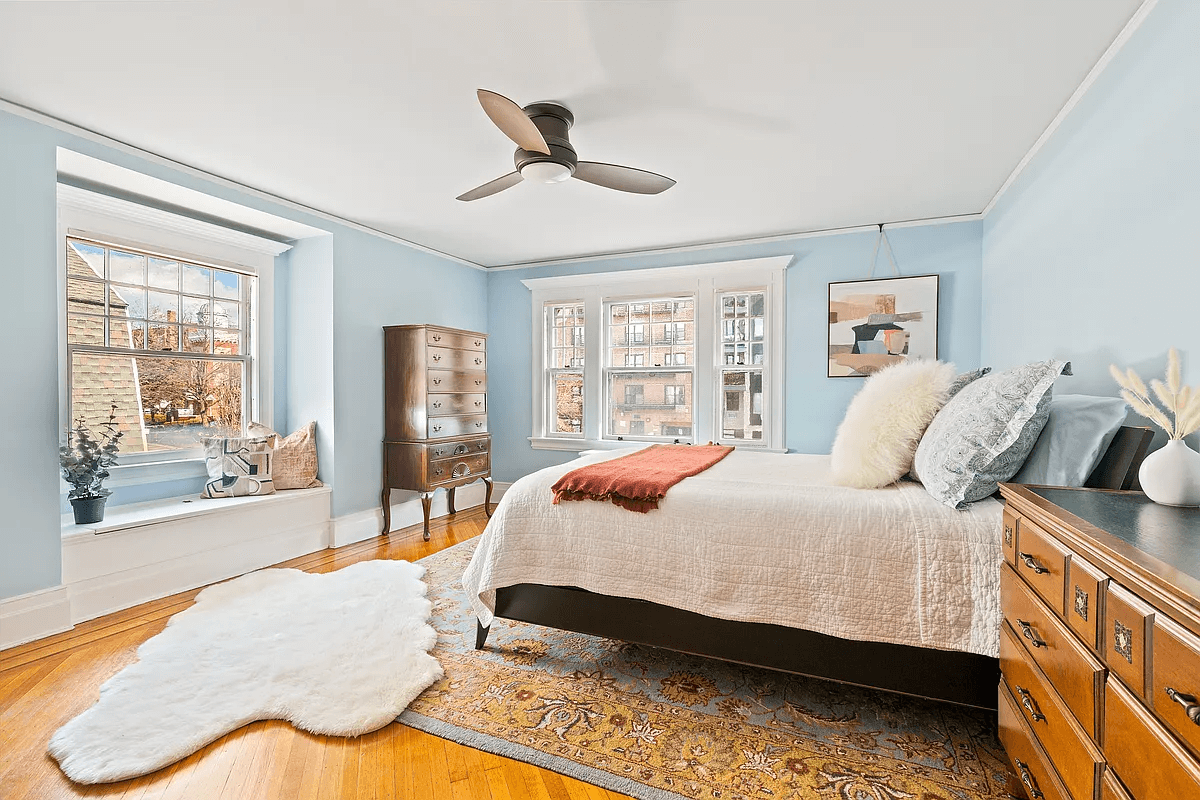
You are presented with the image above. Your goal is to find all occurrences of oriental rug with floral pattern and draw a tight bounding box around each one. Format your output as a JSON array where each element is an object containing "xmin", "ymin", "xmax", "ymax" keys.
[{"xmin": 400, "ymin": 539, "xmax": 1014, "ymax": 800}]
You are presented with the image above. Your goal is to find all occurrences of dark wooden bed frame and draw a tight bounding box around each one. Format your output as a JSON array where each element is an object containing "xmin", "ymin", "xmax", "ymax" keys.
[{"xmin": 475, "ymin": 427, "xmax": 1153, "ymax": 710}]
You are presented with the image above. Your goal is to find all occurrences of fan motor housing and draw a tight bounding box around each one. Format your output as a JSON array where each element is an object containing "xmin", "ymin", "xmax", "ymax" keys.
[{"xmin": 516, "ymin": 102, "xmax": 577, "ymax": 175}]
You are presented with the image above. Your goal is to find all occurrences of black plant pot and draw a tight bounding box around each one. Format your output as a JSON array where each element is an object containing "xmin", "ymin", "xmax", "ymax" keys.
[{"xmin": 71, "ymin": 496, "xmax": 106, "ymax": 524}]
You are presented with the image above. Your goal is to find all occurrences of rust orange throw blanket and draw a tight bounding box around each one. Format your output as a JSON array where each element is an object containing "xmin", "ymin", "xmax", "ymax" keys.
[{"xmin": 551, "ymin": 444, "xmax": 734, "ymax": 513}]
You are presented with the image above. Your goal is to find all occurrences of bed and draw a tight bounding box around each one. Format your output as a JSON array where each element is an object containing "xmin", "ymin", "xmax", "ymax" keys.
[{"xmin": 462, "ymin": 427, "xmax": 1151, "ymax": 709}]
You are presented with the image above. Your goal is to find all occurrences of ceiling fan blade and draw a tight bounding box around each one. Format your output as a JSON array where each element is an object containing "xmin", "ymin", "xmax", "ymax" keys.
[
  {"xmin": 456, "ymin": 171, "xmax": 524, "ymax": 202},
  {"xmin": 477, "ymin": 89, "xmax": 551, "ymax": 155},
  {"xmin": 573, "ymin": 161, "xmax": 676, "ymax": 194}
]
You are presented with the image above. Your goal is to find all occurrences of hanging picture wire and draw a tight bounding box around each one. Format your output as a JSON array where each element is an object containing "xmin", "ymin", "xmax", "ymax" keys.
[{"xmin": 867, "ymin": 224, "xmax": 902, "ymax": 278}]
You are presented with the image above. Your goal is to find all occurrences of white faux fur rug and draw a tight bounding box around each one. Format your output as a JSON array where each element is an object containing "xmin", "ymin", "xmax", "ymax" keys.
[{"xmin": 49, "ymin": 559, "xmax": 443, "ymax": 784}]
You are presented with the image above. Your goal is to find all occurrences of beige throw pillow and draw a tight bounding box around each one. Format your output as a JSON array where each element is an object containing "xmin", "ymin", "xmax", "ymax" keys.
[
  {"xmin": 829, "ymin": 359, "xmax": 958, "ymax": 489},
  {"xmin": 246, "ymin": 421, "xmax": 322, "ymax": 490}
]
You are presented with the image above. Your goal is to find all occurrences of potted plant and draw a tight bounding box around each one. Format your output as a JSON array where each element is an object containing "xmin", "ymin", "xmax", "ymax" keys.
[{"xmin": 60, "ymin": 404, "xmax": 124, "ymax": 524}]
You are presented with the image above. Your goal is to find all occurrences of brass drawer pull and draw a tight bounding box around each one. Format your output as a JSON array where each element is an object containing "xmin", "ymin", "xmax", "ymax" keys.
[
  {"xmin": 1014, "ymin": 760, "xmax": 1044, "ymax": 799},
  {"xmin": 1165, "ymin": 687, "xmax": 1200, "ymax": 725},
  {"xmin": 433, "ymin": 379, "xmax": 442, "ymax": 385},
  {"xmin": 474, "ymin": 357, "xmax": 483, "ymax": 365},
  {"xmin": 433, "ymin": 401, "xmax": 442, "ymax": 409},
  {"xmin": 475, "ymin": 401, "xmax": 483, "ymax": 407},
  {"xmin": 1019, "ymin": 552, "xmax": 1048, "ymax": 574},
  {"xmin": 475, "ymin": 379, "xmax": 482, "ymax": 386},
  {"xmin": 434, "ymin": 467, "xmax": 444, "ymax": 476},
  {"xmin": 1016, "ymin": 619, "xmax": 1047, "ymax": 648},
  {"xmin": 432, "ymin": 334, "xmax": 442, "ymax": 342},
  {"xmin": 474, "ymin": 340, "xmax": 482, "ymax": 347},
  {"xmin": 477, "ymin": 443, "xmax": 486, "ymax": 450},
  {"xmin": 453, "ymin": 444, "xmax": 469, "ymax": 455},
  {"xmin": 1015, "ymin": 687, "xmax": 1047, "ymax": 723}
]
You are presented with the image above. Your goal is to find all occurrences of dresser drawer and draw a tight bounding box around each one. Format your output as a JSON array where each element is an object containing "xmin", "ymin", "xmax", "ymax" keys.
[
  {"xmin": 426, "ymin": 329, "xmax": 485, "ymax": 352},
  {"xmin": 1066, "ymin": 554, "xmax": 1107, "ymax": 652},
  {"xmin": 428, "ymin": 393, "xmax": 486, "ymax": 417},
  {"xmin": 1104, "ymin": 582, "xmax": 1154, "ymax": 697},
  {"xmin": 428, "ymin": 370, "xmax": 487, "ymax": 393},
  {"xmin": 1015, "ymin": 516, "xmax": 1070, "ymax": 616},
  {"xmin": 1002, "ymin": 565, "xmax": 1104, "ymax": 737},
  {"xmin": 1105, "ymin": 677, "xmax": 1200, "ymax": 800},
  {"xmin": 1002, "ymin": 509, "xmax": 1019, "ymax": 567},
  {"xmin": 1100, "ymin": 771, "xmax": 1132, "ymax": 800},
  {"xmin": 428, "ymin": 346, "xmax": 486, "ymax": 372},
  {"xmin": 427, "ymin": 453, "xmax": 489, "ymax": 485},
  {"xmin": 1151, "ymin": 614, "xmax": 1200, "ymax": 760},
  {"xmin": 1000, "ymin": 623, "xmax": 1103, "ymax": 800},
  {"xmin": 998, "ymin": 683, "xmax": 1070, "ymax": 800},
  {"xmin": 426, "ymin": 436, "xmax": 489, "ymax": 461},
  {"xmin": 428, "ymin": 414, "xmax": 488, "ymax": 439}
]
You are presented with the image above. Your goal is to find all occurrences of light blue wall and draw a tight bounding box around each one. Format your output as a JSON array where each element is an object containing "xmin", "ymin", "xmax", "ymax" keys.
[
  {"xmin": 1, "ymin": 111, "xmax": 64, "ymax": 598},
  {"xmin": 286, "ymin": 236, "xmax": 336, "ymax": 493},
  {"xmin": 0, "ymin": 106, "xmax": 487, "ymax": 602},
  {"xmin": 486, "ymin": 221, "xmax": 984, "ymax": 482},
  {"xmin": 331, "ymin": 231, "xmax": 488, "ymax": 517},
  {"xmin": 982, "ymin": 0, "xmax": 1200, "ymax": 404}
]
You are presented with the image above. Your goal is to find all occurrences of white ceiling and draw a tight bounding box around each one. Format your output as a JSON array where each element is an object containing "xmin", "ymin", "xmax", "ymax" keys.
[{"xmin": 0, "ymin": 1, "xmax": 1143, "ymax": 267}]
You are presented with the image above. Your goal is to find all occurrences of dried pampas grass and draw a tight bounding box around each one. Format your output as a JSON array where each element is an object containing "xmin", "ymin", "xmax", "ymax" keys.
[{"xmin": 1111, "ymin": 348, "xmax": 1200, "ymax": 440}]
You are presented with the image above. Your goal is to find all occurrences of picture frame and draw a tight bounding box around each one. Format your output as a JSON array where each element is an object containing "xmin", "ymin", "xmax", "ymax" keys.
[{"xmin": 827, "ymin": 274, "xmax": 939, "ymax": 377}]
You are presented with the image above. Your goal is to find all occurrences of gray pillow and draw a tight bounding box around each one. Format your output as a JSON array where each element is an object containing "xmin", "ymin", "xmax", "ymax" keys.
[
  {"xmin": 1013, "ymin": 395, "xmax": 1128, "ymax": 487},
  {"xmin": 913, "ymin": 360, "xmax": 1071, "ymax": 508},
  {"xmin": 947, "ymin": 366, "xmax": 991, "ymax": 398}
]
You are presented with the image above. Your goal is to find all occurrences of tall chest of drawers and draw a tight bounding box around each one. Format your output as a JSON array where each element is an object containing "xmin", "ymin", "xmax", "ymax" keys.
[
  {"xmin": 997, "ymin": 484, "xmax": 1200, "ymax": 800},
  {"xmin": 382, "ymin": 324, "xmax": 492, "ymax": 540}
]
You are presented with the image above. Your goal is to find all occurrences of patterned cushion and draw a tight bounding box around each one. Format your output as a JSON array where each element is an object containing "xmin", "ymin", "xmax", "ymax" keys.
[
  {"xmin": 246, "ymin": 421, "xmax": 322, "ymax": 490},
  {"xmin": 201, "ymin": 436, "xmax": 276, "ymax": 498},
  {"xmin": 947, "ymin": 366, "xmax": 991, "ymax": 398},
  {"xmin": 912, "ymin": 360, "xmax": 1070, "ymax": 508}
]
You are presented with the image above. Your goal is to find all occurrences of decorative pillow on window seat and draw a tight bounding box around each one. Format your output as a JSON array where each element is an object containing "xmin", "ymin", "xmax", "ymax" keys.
[
  {"xmin": 201, "ymin": 437, "xmax": 275, "ymax": 498},
  {"xmin": 829, "ymin": 359, "xmax": 958, "ymax": 489},
  {"xmin": 246, "ymin": 421, "xmax": 322, "ymax": 490}
]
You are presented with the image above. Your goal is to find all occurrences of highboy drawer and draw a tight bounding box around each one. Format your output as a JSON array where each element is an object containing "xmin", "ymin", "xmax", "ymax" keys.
[
  {"xmin": 1104, "ymin": 582, "xmax": 1154, "ymax": 697},
  {"xmin": 428, "ymin": 414, "xmax": 488, "ymax": 439},
  {"xmin": 426, "ymin": 329, "xmax": 486, "ymax": 351},
  {"xmin": 427, "ymin": 453, "xmax": 489, "ymax": 485},
  {"xmin": 1105, "ymin": 677, "xmax": 1200, "ymax": 800},
  {"xmin": 427, "ymin": 346, "xmax": 486, "ymax": 372},
  {"xmin": 428, "ymin": 370, "xmax": 487, "ymax": 393},
  {"xmin": 998, "ymin": 683, "xmax": 1069, "ymax": 800},
  {"xmin": 1015, "ymin": 516, "xmax": 1070, "ymax": 616},
  {"xmin": 1151, "ymin": 614, "xmax": 1200, "ymax": 760},
  {"xmin": 426, "ymin": 437, "xmax": 489, "ymax": 461},
  {"xmin": 1000, "ymin": 624, "xmax": 1103, "ymax": 800},
  {"xmin": 1002, "ymin": 565, "xmax": 1104, "ymax": 737},
  {"xmin": 428, "ymin": 393, "xmax": 486, "ymax": 417}
]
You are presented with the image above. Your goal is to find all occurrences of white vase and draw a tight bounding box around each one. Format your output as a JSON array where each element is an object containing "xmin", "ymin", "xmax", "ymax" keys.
[{"xmin": 1138, "ymin": 439, "xmax": 1200, "ymax": 507}]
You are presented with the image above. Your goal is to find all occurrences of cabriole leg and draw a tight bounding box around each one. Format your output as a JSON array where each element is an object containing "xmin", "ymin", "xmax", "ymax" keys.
[{"xmin": 420, "ymin": 492, "xmax": 433, "ymax": 541}]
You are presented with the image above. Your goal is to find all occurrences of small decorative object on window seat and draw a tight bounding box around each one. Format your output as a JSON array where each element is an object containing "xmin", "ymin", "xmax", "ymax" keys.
[
  {"xmin": 59, "ymin": 404, "xmax": 123, "ymax": 524},
  {"xmin": 1111, "ymin": 348, "xmax": 1200, "ymax": 506},
  {"xmin": 201, "ymin": 436, "xmax": 275, "ymax": 498},
  {"xmin": 246, "ymin": 421, "xmax": 321, "ymax": 490},
  {"xmin": 551, "ymin": 443, "xmax": 733, "ymax": 512}
]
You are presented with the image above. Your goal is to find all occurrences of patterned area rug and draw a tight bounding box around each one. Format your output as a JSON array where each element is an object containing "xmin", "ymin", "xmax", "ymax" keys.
[{"xmin": 401, "ymin": 540, "xmax": 1014, "ymax": 800}]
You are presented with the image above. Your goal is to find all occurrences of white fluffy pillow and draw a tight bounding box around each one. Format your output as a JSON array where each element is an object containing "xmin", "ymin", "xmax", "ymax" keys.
[{"xmin": 830, "ymin": 360, "xmax": 958, "ymax": 488}]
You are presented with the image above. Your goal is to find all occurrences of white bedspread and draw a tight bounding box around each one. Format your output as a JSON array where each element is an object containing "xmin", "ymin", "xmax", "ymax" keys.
[{"xmin": 462, "ymin": 450, "xmax": 1005, "ymax": 657}]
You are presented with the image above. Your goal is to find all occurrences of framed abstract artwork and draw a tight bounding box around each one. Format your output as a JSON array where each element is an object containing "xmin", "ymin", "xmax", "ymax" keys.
[{"xmin": 828, "ymin": 274, "xmax": 939, "ymax": 377}]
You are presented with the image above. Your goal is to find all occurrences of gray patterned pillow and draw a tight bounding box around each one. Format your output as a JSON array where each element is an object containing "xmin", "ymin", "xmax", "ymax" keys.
[
  {"xmin": 947, "ymin": 366, "xmax": 992, "ymax": 398},
  {"xmin": 913, "ymin": 360, "xmax": 1070, "ymax": 508},
  {"xmin": 201, "ymin": 436, "xmax": 276, "ymax": 498}
]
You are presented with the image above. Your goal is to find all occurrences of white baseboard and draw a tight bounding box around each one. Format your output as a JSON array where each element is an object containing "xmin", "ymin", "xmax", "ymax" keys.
[
  {"xmin": 331, "ymin": 481, "xmax": 512, "ymax": 548},
  {"xmin": 0, "ymin": 584, "xmax": 73, "ymax": 650},
  {"xmin": 61, "ymin": 488, "xmax": 332, "ymax": 625}
]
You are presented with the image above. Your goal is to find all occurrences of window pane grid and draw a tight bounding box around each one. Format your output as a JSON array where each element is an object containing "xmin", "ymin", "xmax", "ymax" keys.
[
  {"xmin": 720, "ymin": 291, "xmax": 766, "ymax": 366},
  {"xmin": 546, "ymin": 303, "xmax": 585, "ymax": 435},
  {"xmin": 605, "ymin": 296, "xmax": 694, "ymax": 441}
]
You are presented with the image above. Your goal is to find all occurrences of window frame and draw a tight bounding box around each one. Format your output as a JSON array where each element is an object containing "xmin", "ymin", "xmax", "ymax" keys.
[
  {"xmin": 57, "ymin": 184, "xmax": 288, "ymax": 477},
  {"xmin": 524, "ymin": 256, "xmax": 790, "ymax": 452}
]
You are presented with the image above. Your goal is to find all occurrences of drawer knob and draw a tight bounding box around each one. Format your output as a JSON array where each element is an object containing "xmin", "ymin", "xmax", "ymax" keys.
[
  {"xmin": 1018, "ymin": 552, "xmax": 1049, "ymax": 575},
  {"xmin": 474, "ymin": 340, "xmax": 481, "ymax": 346},
  {"xmin": 475, "ymin": 422, "xmax": 483, "ymax": 428},
  {"xmin": 1165, "ymin": 687, "xmax": 1200, "ymax": 725},
  {"xmin": 433, "ymin": 379, "xmax": 442, "ymax": 385},
  {"xmin": 433, "ymin": 354, "xmax": 442, "ymax": 362},
  {"xmin": 433, "ymin": 401, "xmax": 442, "ymax": 408},
  {"xmin": 1014, "ymin": 686, "xmax": 1046, "ymax": 723},
  {"xmin": 434, "ymin": 468, "xmax": 444, "ymax": 476},
  {"xmin": 475, "ymin": 401, "xmax": 482, "ymax": 407},
  {"xmin": 454, "ymin": 444, "xmax": 468, "ymax": 455},
  {"xmin": 433, "ymin": 425, "xmax": 442, "ymax": 432},
  {"xmin": 474, "ymin": 357, "xmax": 482, "ymax": 365},
  {"xmin": 1016, "ymin": 619, "xmax": 1046, "ymax": 649},
  {"xmin": 433, "ymin": 334, "xmax": 441, "ymax": 342},
  {"xmin": 1014, "ymin": 760, "xmax": 1044, "ymax": 799},
  {"xmin": 475, "ymin": 380, "xmax": 482, "ymax": 386}
]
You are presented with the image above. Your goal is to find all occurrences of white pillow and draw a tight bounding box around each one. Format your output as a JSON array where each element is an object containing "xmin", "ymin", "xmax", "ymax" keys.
[{"xmin": 830, "ymin": 359, "xmax": 958, "ymax": 488}]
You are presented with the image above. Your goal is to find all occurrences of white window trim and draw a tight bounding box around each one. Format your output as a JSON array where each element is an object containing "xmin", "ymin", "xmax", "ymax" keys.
[
  {"xmin": 524, "ymin": 256, "xmax": 792, "ymax": 453},
  {"xmin": 56, "ymin": 185, "xmax": 290, "ymax": 490}
]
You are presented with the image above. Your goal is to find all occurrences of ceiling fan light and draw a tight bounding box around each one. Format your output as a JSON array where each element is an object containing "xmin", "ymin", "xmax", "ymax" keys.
[{"xmin": 520, "ymin": 161, "xmax": 572, "ymax": 184}]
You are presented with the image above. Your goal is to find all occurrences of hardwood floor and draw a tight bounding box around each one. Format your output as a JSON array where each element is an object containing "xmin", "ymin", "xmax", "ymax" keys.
[{"xmin": 0, "ymin": 505, "xmax": 630, "ymax": 800}]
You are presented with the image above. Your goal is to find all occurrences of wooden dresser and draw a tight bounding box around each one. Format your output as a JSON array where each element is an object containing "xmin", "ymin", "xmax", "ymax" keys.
[
  {"xmin": 382, "ymin": 324, "xmax": 492, "ymax": 540},
  {"xmin": 997, "ymin": 484, "xmax": 1200, "ymax": 800}
]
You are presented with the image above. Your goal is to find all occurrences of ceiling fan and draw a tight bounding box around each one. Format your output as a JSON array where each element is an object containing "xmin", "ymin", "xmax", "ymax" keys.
[{"xmin": 457, "ymin": 89, "xmax": 676, "ymax": 201}]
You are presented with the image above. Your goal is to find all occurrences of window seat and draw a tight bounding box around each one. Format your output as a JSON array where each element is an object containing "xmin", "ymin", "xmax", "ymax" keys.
[{"xmin": 60, "ymin": 486, "xmax": 332, "ymax": 624}]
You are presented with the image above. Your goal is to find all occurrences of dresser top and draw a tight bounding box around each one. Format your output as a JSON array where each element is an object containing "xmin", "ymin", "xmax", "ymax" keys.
[{"xmin": 1028, "ymin": 487, "xmax": 1200, "ymax": 584}]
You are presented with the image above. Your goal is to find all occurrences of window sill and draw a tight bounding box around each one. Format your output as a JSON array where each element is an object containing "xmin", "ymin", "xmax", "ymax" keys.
[
  {"xmin": 529, "ymin": 436, "xmax": 788, "ymax": 455},
  {"xmin": 60, "ymin": 458, "xmax": 208, "ymax": 496},
  {"xmin": 62, "ymin": 485, "xmax": 331, "ymax": 540}
]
